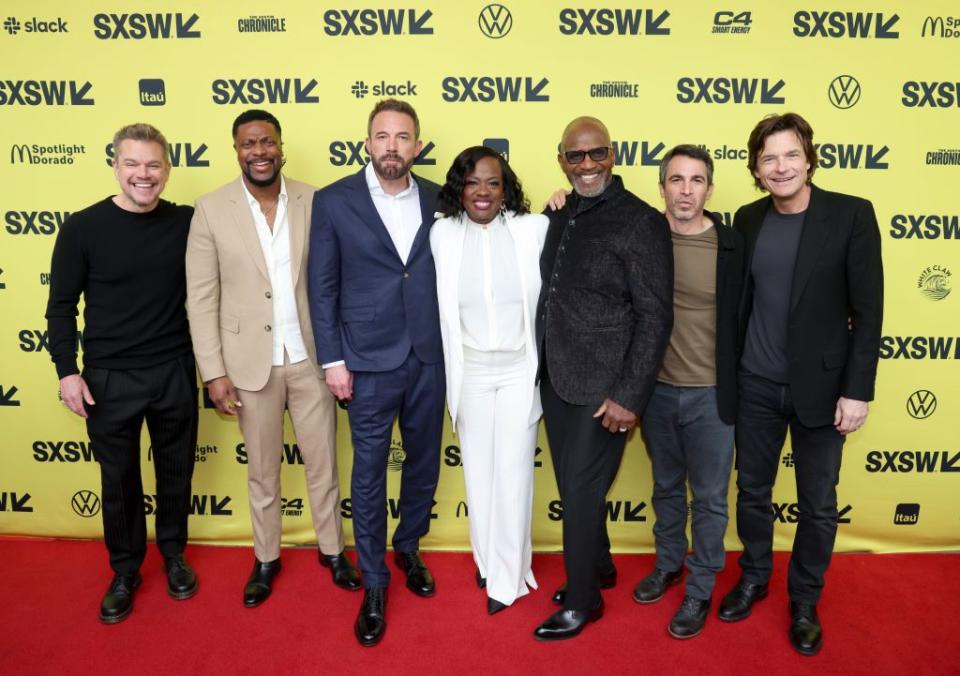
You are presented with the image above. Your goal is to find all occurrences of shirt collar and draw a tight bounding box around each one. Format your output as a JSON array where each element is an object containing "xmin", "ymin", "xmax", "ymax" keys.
[
  {"xmin": 365, "ymin": 161, "xmax": 418, "ymax": 199},
  {"xmin": 240, "ymin": 175, "xmax": 287, "ymax": 209}
]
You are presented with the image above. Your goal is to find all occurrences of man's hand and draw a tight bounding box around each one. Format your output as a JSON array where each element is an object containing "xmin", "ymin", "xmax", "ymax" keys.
[
  {"xmin": 207, "ymin": 376, "xmax": 241, "ymax": 416},
  {"xmin": 544, "ymin": 189, "xmax": 570, "ymax": 212},
  {"xmin": 60, "ymin": 374, "xmax": 95, "ymax": 418},
  {"xmin": 324, "ymin": 364, "xmax": 353, "ymax": 402},
  {"xmin": 593, "ymin": 398, "xmax": 638, "ymax": 434},
  {"xmin": 834, "ymin": 397, "xmax": 868, "ymax": 435}
]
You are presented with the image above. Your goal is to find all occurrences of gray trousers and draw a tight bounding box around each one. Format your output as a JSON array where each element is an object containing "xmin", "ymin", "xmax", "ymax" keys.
[{"xmin": 641, "ymin": 383, "xmax": 734, "ymax": 600}]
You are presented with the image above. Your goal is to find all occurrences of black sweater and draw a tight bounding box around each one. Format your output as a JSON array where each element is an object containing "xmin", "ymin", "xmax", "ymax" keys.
[{"xmin": 45, "ymin": 197, "xmax": 193, "ymax": 379}]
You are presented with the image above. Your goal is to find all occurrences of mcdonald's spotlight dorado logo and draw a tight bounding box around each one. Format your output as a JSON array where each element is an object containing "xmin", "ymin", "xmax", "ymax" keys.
[
  {"xmin": 906, "ymin": 390, "xmax": 937, "ymax": 419},
  {"xmin": 71, "ymin": 490, "xmax": 101, "ymax": 517},
  {"xmin": 479, "ymin": 4, "xmax": 512, "ymax": 38},
  {"xmin": 921, "ymin": 16, "xmax": 959, "ymax": 38},
  {"xmin": 828, "ymin": 75, "xmax": 861, "ymax": 109},
  {"xmin": 917, "ymin": 265, "xmax": 951, "ymax": 301}
]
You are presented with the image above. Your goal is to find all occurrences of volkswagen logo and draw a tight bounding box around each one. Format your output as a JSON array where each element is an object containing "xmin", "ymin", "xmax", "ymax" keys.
[
  {"xmin": 479, "ymin": 4, "xmax": 512, "ymax": 39},
  {"xmin": 71, "ymin": 489, "xmax": 101, "ymax": 517},
  {"xmin": 906, "ymin": 390, "xmax": 937, "ymax": 419},
  {"xmin": 828, "ymin": 75, "xmax": 861, "ymax": 109}
]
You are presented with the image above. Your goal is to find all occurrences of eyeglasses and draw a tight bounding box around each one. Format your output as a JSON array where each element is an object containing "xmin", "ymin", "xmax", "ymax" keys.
[{"xmin": 563, "ymin": 146, "xmax": 611, "ymax": 164}]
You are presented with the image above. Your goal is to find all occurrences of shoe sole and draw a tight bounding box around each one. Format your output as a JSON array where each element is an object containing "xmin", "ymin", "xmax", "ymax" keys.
[
  {"xmin": 668, "ymin": 624, "xmax": 704, "ymax": 640},
  {"xmin": 357, "ymin": 632, "xmax": 385, "ymax": 648},
  {"xmin": 99, "ymin": 575, "xmax": 142, "ymax": 624},
  {"xmin": 534, "ymin": 607, "xmax": 604, "ymax": 642},
  {"xmin": 717, "ymin": 589, "xmax": 768, "ymax": 623},
  {"xmin": 406, "ymin": 581, "xmax": 435, "ymax": 598},
  {"xmin": 168, "ymin": 580, "xmax": 198, "ymax": 600},
  {"xmin": 244, "ymin": 590, "xmax": 271, "ymax": 608},
  {"xmin": 791, "ymin": 639, "xmax": 823, "ymax": 657},
  {"xmin": 632, "ymin": 576, "xmax": 682, "ymax": 605}
]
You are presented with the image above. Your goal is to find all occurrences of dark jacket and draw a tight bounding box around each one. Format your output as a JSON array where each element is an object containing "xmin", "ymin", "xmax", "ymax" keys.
[
  {"xmin": 536, "ymin": 176, "xmax": 674, "ymax": 415},
  {"xmin": 735, "ymin": 184, "xmax": 883, "ymax": 427}
]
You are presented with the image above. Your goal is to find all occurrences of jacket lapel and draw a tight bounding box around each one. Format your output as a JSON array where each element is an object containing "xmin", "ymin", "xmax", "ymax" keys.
[
  {"xmin": 228, "ymin": 177, "xmax": 269, "ymax": 281},
  {"xmin": 408, "ymin": 173, "xmax": 435, "ymax": 260},
  {"xmin": 287, "ymin": 183, "xmax": 306, "ymax": 286},
  {"xmin": 350, "ymin": 168, "xmax": 402, "ymax": 262},
  {"xmin": 789, "ymin": 184, "xmax": 831, "ymax": 310}
]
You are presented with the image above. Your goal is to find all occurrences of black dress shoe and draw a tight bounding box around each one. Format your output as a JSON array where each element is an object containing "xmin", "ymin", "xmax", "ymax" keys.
[
  {"xmin": 718, "ymin": 579, "xmax": 768, "ymax": 622},
  {"xmin": 789, "ymin": 602, "xmax": 823, "ymax": 656},
  {"xmin": 487, "ymin": 598, "xmax": 507, "ymax": 615},
  {"xmin": 164, "ymin": 554, "xmax": 198, "ymax": 600},
  {"xmin": 319, "ymin": 551, "xmax": 362, "ymax": 591},
  {"xmin": 668, "ymin": 596, "xmax": 711, "ymax": 639},
  {"xmin": 534, "ymin": 600, "xmax": 604, "ymax": 641},
  {"xmin": 355, "ymin": 587, "xmax": 388, "ymax": 647},
  {"xmin": 243, "ymin": 558, "xmax": 281, "ymax": 608},
  {"xmin": 476, "ymin": 569, "xmax": 486, "ymax": 589},
  {"xmin": 99, "ymin": 572, "xmax": 142, "ymax": 624},
  {"xmin": 632, "ymin": 568, "xmax": 682, "ymax": 604},
  {"xmin": 394, "ymin": 551, "xmax": 435, "ymax": 597},
  {"xmin": 551, "ymin": 569, "xmax": 617, "ymax": 606}
]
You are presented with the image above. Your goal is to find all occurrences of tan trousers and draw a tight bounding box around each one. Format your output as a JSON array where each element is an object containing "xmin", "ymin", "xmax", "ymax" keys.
[{"xmin": 236, "ymin": 356, "xmax": 343, "ymax": 561}]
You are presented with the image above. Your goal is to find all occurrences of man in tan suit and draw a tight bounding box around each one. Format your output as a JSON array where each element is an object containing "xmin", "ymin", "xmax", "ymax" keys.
[{"xmin": 186, "ymin": 109, "xmax": 360, "ymax": 606}]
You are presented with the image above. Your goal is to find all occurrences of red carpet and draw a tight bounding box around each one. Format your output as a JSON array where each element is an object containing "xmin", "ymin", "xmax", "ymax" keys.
[{"xmin": 0, "ymin": 539, "xmax": 955, "ymax": 675}]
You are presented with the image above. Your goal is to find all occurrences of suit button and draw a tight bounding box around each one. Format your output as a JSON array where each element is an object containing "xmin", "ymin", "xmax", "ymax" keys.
[
  {"xmin": 265, "ymin": 291, "xmax": 272, "ymax": 299},
  {"xmin": 568, "ymin": 219, "xmax": 575, "ymax": 226},
  {"xmin": 403, "ymin": 272, "xmax": 410, "ymax": 278},
  {"xmin": 265, "ymin": 325, "xmax": 272, "ymax": 332},
  {"xmin": 559, "ymin": 245, "xmax": 565, "ymax": 252}
]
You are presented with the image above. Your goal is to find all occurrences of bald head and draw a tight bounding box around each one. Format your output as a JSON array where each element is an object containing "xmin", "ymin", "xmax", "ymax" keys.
[{"xmin": 560, "ymin": 116, "xmax": 610, "ymax": 152}]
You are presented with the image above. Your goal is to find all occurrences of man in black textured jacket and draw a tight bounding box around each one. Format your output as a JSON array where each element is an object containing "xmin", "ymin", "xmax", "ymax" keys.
[{"xmin": 533, "ymin": 117, "xmax": 673, "ymax": 641}]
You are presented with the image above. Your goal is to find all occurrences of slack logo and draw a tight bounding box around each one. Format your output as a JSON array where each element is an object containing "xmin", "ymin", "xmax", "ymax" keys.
[
  {"xmin": 139, "ymin": 78, "xmax": 165, "ymax": 106},
  {"xmin": 893, "ymin": 503, "xmax": 919, "ymax": 525}
]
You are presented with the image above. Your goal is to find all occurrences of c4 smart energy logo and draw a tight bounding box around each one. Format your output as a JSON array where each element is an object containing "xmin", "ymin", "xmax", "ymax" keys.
[
  {"xmin": 792, "ymin": 11, "xmax": 899, "ymax": 38},
  {"xmin": 828, "ymin": 75, "xmax": 861, "ymax": 109},
  {"xmin": 712, "ymin": 11, "xmax": 751, "ymax": 34},
  {"xmin": 558, "ymin": 8, "xmax": 670, "ymax": 35},
  {"xmin": 890, "ymin": 214, "xmax": 960, "ymax": 240},
  {"xmin": 479, "ymin": 4, "xmax": 512, "ymax": 39},
  {"xmin": 71, "ymin": 490, "xmax": 101, "ymax": 517},
  {"xmin": 92, "ymin": 13, "xmax": 201, "ymax": 39},
  {"xmin": 917, "ymin": 265, "xmax": 952, "ymax": 301},
  {"xmin": 323, "ymin": 9, "xmax": 433, "ymax": 36},
  {"xmin": 906, "ymin": 390, "xmax": 937, "ymax": 420}
]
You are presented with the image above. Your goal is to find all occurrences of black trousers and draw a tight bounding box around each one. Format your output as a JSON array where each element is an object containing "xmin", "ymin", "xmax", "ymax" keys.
[
  {"xmin": 734, "ymin": 370, "xmax": 844, "ymax": 603},
  {"xmin": 541, "ymin": 373, "xmax": 625, "ymax": 611},
  {"xmin": 84, "ymin": 354, "xmax": 198, "ymax": 575}
]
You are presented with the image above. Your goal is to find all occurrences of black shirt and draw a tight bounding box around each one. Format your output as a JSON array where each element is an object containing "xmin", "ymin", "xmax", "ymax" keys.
[{"xmin": 45, "ymin": 197, "xmax": 193, "ymax": 378}]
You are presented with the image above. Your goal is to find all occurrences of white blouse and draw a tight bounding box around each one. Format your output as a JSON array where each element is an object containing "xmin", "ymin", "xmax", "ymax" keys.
[{"xmin": 458, "ymin": 215, "xmax": 525, "ymax": 352}]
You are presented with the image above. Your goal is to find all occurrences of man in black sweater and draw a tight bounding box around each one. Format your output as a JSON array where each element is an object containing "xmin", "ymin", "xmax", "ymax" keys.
[{"xmin": 45, "ymin": 123, "xmax": 199, "ymax": 624}]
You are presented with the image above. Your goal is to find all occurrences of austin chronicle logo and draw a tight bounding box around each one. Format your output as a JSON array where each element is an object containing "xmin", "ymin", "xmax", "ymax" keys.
[
  {"xmin": 387, "ymin": 439, "xmax": 406, "ymax": 471},
  {"xmin": 479, "ymin": 4, "xmax": 512, "ymax": 38},
  {"xmin": 917, "ymin": 265, "xmax": 952, "ymax": 300},
  {"xmin": 71, "ymin": 490, "xmax": 101, "ymax": 517},
  {"xmin": 828, "ymin": 75, "xmax": 861, "ymax": 109},
  {"xmin": 906, "ymin": 390, "xmax": 937, "ymax": 419}
]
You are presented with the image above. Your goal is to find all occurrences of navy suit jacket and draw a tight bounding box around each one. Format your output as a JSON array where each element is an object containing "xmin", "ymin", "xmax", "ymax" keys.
[{"xmin": 308, "ymin": 168, "xmax": 442, "ymax": 372}]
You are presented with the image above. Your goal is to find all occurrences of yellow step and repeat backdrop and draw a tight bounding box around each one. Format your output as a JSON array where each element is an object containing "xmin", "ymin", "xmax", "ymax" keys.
[{"xmin": 1, "ymin": 2, "xmax": 958, "ymax": 554}]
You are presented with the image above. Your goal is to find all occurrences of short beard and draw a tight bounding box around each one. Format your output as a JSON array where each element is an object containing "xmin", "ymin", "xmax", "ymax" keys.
[
  {"xmin": 372, "ymin": 153, "xmax": 414, "ymax": 181},
  {"xmin": 243, "ymin": 160, "xmax": 282, "ymax": 188},
  {"xmin": 574, "ymin": 173, "xmax": 612, "ymax": 198}
]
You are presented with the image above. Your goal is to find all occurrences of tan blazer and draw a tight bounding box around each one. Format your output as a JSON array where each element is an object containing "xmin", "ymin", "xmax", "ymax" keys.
[{"xmin": 186, "ymin": 176, "xmax": 319, "ymax": 391}]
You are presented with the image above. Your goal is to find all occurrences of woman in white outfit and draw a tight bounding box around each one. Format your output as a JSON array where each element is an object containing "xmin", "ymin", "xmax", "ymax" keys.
[{"xmin": 430, "ymin": 146, "xmax": 548, "ymax": 614}]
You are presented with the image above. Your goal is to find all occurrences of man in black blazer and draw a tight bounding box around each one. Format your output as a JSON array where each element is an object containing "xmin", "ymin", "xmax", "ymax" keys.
[
  {"xmin": 717, "ymin": 113, "xmax": 883, "ymax": 656},
  {"xmin": 533, "ymin": 116, "xmax": 673, "ymax": 641}
]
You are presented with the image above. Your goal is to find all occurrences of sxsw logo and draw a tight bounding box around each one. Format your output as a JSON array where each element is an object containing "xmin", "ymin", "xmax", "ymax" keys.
[
  {"xmin": 612, "ymin": 140, "xmax": 666, "ymax": 166},
  {"xmin": 814, "ymin": 143, "xmax": 888, "ymax": 170},
  {"xmin": 144, "ymin": 494, "xmax": 233, "ymax": 516},
  {"xmin": 322, "ymin": 9, "xmax": 433, "ymax": 36},
  {"xmin": 0, "ymin": 491, "xmax": 33, "ymax": 512},
  {"xmin": 865, "ymin": 450, "xmax": 960, "ymax": 473},
  {"xmin": 774, "ymin": 503, "xmax": 852, "ymax": 524},
  {"xmin": 0, "ymin": 385, "xmax": 17, "ymax": 407},
  {"xmin": 921, "ymin": 16, "xmax": 959, "ymax": 38},
  {"xmin": 558, "ymin": 8, "xmax": 670, "ymax": 35},
  {"xmin": 792, "ymin": 11, "xmax": 899, "ymax": 38},
  {"xmin": 444, "ymin": 443, "xmax": 543, "ymax": 467},
  {"xmin": 235, "ymin": 442, "xmax": 303, "ymax": 465},
  {"xmin": 676, "ymin": 77, "xmax": 785, "ymax": 104},
  {"xmin": 211, "ymin": 78, "xmax": 319, "ymax": 104},
  {"xmin": 92, "ymin": 13, "xmax": 201, "ymax": 39},
  {"xmin": 4, "ymin": 211, "xmax": 71, "ymax": 235},
  {"xmin": 712, "ymin": 11, "xmax": 752, "ymax": 34},
  {"xmin": 907, "ymin": 390, "xmax": 937, "ymax": 419},
  {"xmin": 338, "ymin": 497, "xmax": 438, "ymax": 520},
  {"xmin": 0, "ymin": 80, "xmax": 94, "ymax": 106},
  {"xmin": 71, "ymin": 490, "xmax": 100, "ymax": 517},
  {"xmin": 139, "ymin": 79, "xmax": 165, "ymax": 106},
  {"xmin": 879, "ymin": 336, "xmax": 960, "ymax": 360},
  {"xmin": 328, "ymin": 139, "xmax": 436, "ymax": 166},
  {"xmin": 350, "ymin": 79, "xmax": 418, "ymax": 99},
  {"xmin": 105, "ymin": 141, "xmax": 208, "ymax": 168},
  {"xmin": 441, "ymin": 76, "xmax": 549, "ymax": 102},
  {"xmin": 3, "ymin": 16, "xmax": 68, "ymax": 35},
  {"xmin": 902, "ymin": 82, "xmax": 960, "ymax": 109},
  {"xmin": 890, "ymin": 214, "xmax": 960, "ymax": 240},
  {"xmin": 548, "ymin": 499, "xmax": 647, "ymax": 522},
  {"xmin": 33, "ymin": 440, "xmax": 95, "ymax": 462},
  {"xmin": 893, "ymin": 503, "xmax": 920, "ymax": 525}
]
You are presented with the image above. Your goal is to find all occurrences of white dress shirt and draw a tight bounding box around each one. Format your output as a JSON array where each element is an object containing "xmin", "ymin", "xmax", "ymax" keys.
[
  {"xmin": 364, "ymin": 161, "xmax": 422, "ymax": 264},
  {"xmin": 458, "ymin": 216, "xmax": 525, "ymax": 352},
  {"xmin": 242, "ymin": 177, "xmax": 308, "ymax": 366}
]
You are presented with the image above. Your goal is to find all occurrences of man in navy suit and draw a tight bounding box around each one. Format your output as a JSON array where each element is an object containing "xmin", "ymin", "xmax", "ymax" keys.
[{"xmin": 308, "ymin": 99, "xmax": 444, "ymax": 647}]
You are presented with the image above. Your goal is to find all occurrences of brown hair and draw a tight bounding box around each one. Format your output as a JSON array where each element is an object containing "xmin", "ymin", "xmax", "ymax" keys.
[
  {"xmin": 746, "ymin": 113, "xmax": 817, "ymax": 190},
  {"xmin": 367, "ymin": 98, "xmax": 420, "ymax": 139},
  {"xmin": 112, "ymin": 123, "xmax": 169, "ymax": 162}
]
